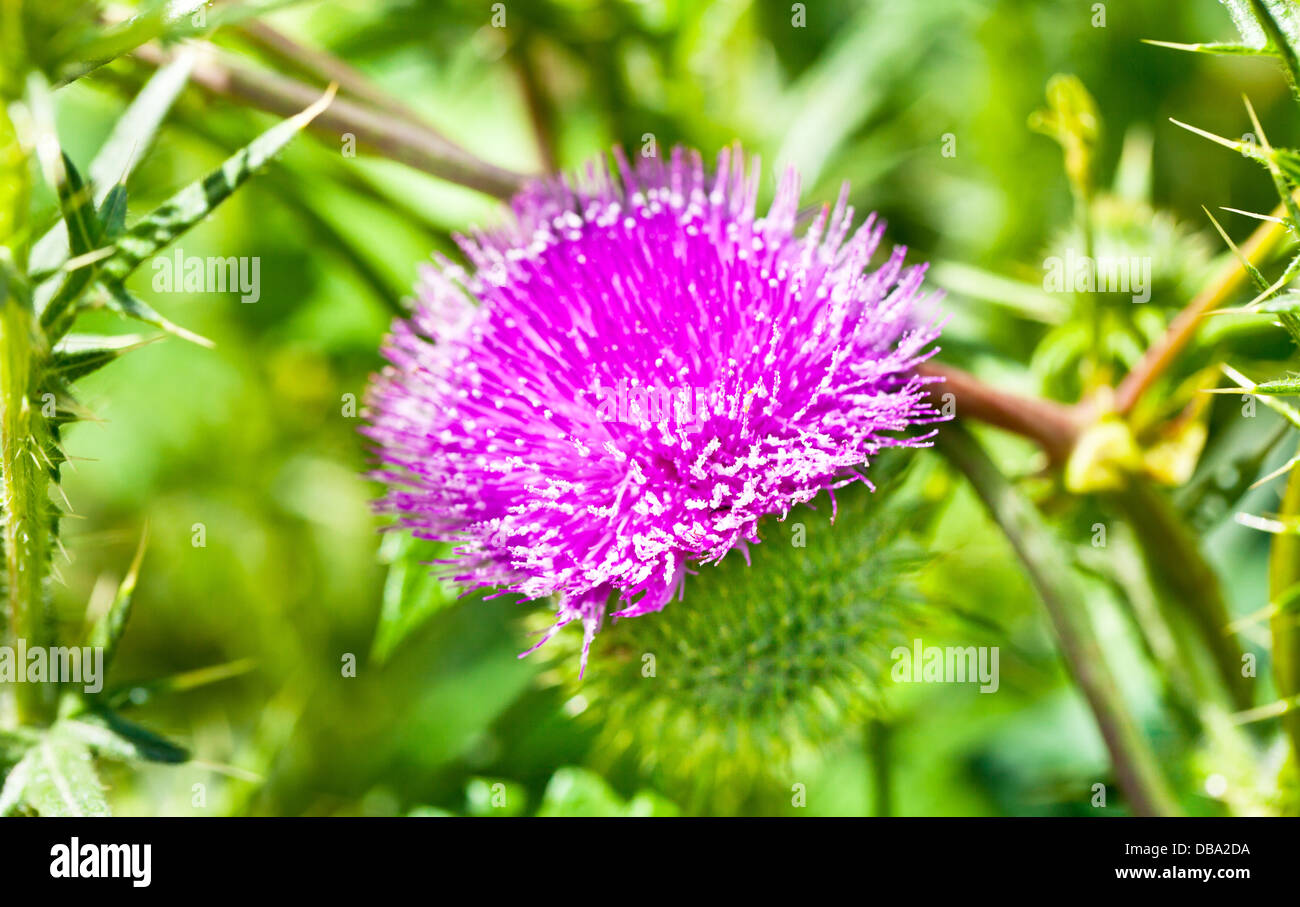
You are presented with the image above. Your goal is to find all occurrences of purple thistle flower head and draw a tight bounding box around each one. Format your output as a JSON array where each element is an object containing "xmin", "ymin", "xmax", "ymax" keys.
[{"xmin": 364, "ymin": 144, "xmax": 945, "ymax": 673}]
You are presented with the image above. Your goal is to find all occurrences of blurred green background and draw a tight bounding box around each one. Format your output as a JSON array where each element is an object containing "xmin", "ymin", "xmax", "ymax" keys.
[{"xmin": 42, "ymin": 0, "xmax": 1294, "ymax": 815}]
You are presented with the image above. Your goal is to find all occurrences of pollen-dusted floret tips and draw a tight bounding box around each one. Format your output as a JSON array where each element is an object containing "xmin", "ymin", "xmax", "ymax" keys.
[{"xmin": 363, "ymin": 144, "xmax": 945, "ymax": 672}]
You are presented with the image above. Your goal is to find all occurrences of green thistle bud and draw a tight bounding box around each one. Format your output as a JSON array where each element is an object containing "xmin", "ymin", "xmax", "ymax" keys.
[{"xmin": 544, "ymin": 466, "xmax": 931, "ymax": 813}]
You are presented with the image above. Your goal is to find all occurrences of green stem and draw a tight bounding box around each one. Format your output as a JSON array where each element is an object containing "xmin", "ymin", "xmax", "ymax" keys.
[
  {"xmin": 0, "ymin": 294, "xmax": 54, "ymax": 726},
  {"xmin": 1077, "ymin": 187, "xmax": 1102, "ymax": 381},
  {"xmin": 937, "ymin": 424, "xmax": 1179, "ymax": 816},
  {"xmin": 1269, "ymin": 450, "xmax": 1300, "ymax": 764},
  {"xmin": 1109, "ymin": 478, "xmax": 1252, "ymax": 711}
]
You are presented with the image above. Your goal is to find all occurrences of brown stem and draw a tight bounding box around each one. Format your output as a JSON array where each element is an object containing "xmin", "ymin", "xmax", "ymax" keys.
[
  {"xmin": 1115, "ymin": 197, "xmax": 1293, "ymax": 415},
  {"xmin": 920, "ymin": 362, "xmax": 1082, "ymax": 464},
  {"xmin": 511, "ymin": 42, "xmax": 558, "ymax": 173},
  {"xmin": 236, "ymin": 20, "xmax": 424, "ymax": 124},
  {"xmin": 132, "ymin": 43, "xmax": 532, "ymax": 200}
]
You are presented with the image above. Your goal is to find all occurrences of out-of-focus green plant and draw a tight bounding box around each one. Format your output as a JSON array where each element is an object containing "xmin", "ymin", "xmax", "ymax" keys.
[
  {"xmin": 0, "ymin": 1, "xmax": 329, "ymax": 815},
  {"xmin": 1153, "ymin": 0, "xmax": 1300, "ymax": 809}
]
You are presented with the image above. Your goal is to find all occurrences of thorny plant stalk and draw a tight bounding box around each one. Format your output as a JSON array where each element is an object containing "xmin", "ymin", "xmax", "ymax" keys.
[
  {"xmin": 0, "ymin": 72, "xmax": 53, "ymax": 727},
  {"xmin": 0, "ymin": 0, "xmax": 344, "ymax": 815},
  {"xmin": 0, "ymin": 286, "xmax": 55, "ymax": 726}
]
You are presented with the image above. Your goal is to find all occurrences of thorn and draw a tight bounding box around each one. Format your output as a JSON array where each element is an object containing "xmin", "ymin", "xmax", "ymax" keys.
[
  {"xmin": 52, "ymin": 483, "xmax": 73, "ymax": 514},
  {"xmin": 1250, "ymin": 453, "xmax": 1300, "ymax": 489},
  {"xmin": 1142, "ymin": 39, "xmax": 1205, "ymax": 52},
  {"xmin": 1219, "ymin": 362, "xmax": 1256, "ymax": 389},
  {"xmin": 1220, "ymin": 206, "xmax": 1286, "ymax": 224},
  {"xmin": 1236, "ymin": 264, "xmax": 1293, "ymax": 310},
  {"xmin": 1243, "ymin": 94, "xmax": 1272, "ymax": 154},
  {"xmin": 62, "ymin": 246, "xmax": 114, "ymax": 272},
  {"xmin": 1169, "ymin": 118, "xmax": 1243, "ymax": 152},
  {"xmin": 1203, "ymin": 206, "xmax": 1269, "ymax": 292},
  {"xmin": 290, "ymin": 81, "xmax": 340, "ymax": 130}
]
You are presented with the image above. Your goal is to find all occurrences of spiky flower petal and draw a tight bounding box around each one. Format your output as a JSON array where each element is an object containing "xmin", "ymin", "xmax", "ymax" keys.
[{"xmin": 364, "ymin": 145, "xmax": 943, "ymax": 669}]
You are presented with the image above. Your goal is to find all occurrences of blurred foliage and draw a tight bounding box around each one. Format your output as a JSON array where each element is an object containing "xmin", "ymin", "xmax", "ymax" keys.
[{"xmin": 2, "ymin": 0, "xmax": 1296, "ymax": 816}]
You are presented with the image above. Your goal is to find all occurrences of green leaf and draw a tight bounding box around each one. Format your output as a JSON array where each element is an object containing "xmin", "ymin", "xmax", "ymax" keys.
[
  {"xmin": 1280, "ymin": 311, "xmax": 1300, "ymax": 347},
  {"xmin": 97, "ymin": 83, "xmax": 337, "ymax": 285},
  {"xmin": 60, "ymin": 712, "xmax": 189, "ymax": 765},
  {"xmin": 91, "ymin": 48, "xmax": 195, "ymax": 192},
  {"xmin": 96, "ymin": 282, "xmax": 213, "ymax": 348},
  {"xmin": 97, "ymin": 184, "xmax": 128, "ymax": 242},
  {"xmin": 31, "ymin": 50, "xmax": 192, "ymax": 275},
  {"xmin": 0, "ymin": 732, "xmax": 110, "ymax": 817},
  {"xmin": 1220, "ymin": 0, "xmax": 1300, "ymax": 50},
  {"xmin": 371, "ymin": 532, "xmax": 458, "ymax": 663},
  {"xmin": 1238, "ymin": 251, "xmax": 1300, "ymax": 312},
  {"xmin": 58, "ymin": 0, "xmax": 307, "ymax": 83},
  {"xmin": 0, "ymin": 727, "xmax": 40, "ymax": 766},
  {"xmin": 1243, "ymin": 0, "xmax": 1300, "ymax": 93},
  {"xmin": 108, "ymin": 658, "xmax": 256, "ymax": 710},
  {"xmin": 33, "ymin": 152, "xmax": 102, "ymax": 334},
  {"xmin": 1257, "ymin": 287, "xmax": 1300, "ymax": 346},
  {"xmin": 1174, "ymin": 404, "xmax": 1290, "ymax": 528},
  {"xmin": 1029, "ymin": 74, "xmax": 1100, "ymax": 200},
  {"xmin": 55, "ymin": 1, "xmax": 205, "ymax": 84},
  {"xmin": 930, "ymin": 260, "xmax": 1068, "ymax": 324},
  {"xmin": 1257, "ymin": 291, "xmax": 1300, "ymax": 315},
  {"xmin": 33, "ymin": 81, "xmax": 332, "ymax": 343},
  {"xmin": 50, "ymin": 333, "xmax": 158, "ymax": 383},
  {"xmin": 57, "ymin": 152, "xmax": 98, "ymax": 256},
  {"xmin": 85, "ymin": 525, "xmax": 149, "ymax": 677}
]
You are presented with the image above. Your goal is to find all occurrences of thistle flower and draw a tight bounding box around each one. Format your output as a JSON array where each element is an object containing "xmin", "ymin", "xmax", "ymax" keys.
[{"xmin": 364, "ymin": 145, "xmax": 944, "ymax": 672}]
